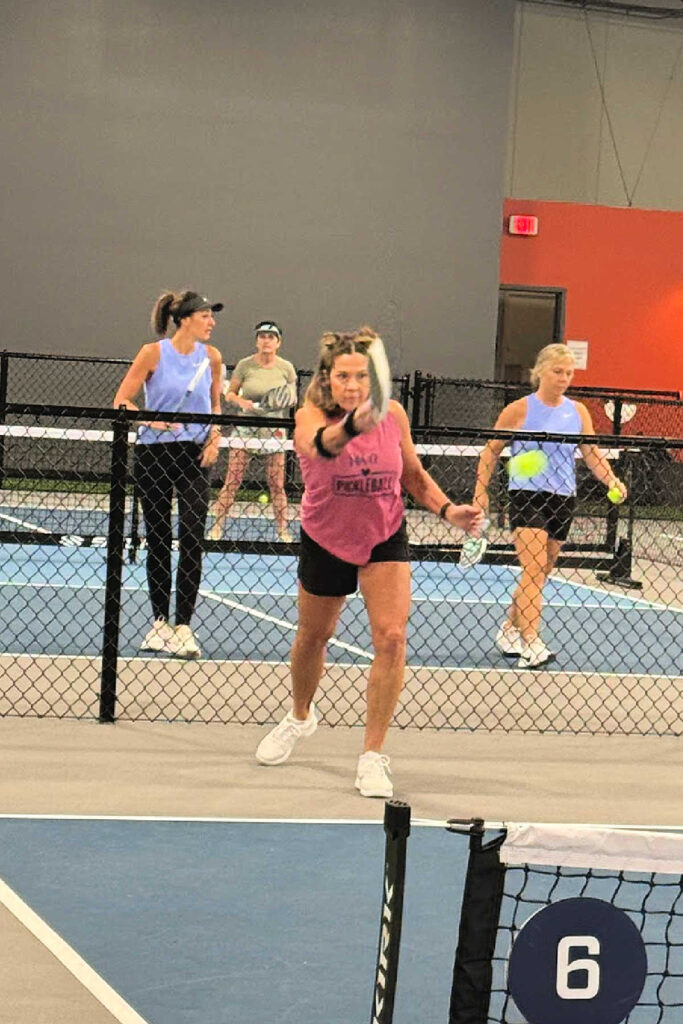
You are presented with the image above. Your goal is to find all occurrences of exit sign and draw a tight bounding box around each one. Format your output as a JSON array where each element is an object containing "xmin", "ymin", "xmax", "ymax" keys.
[{"xmin": 508, "ymin": 215, "xmax": 539, "ymax": 236}]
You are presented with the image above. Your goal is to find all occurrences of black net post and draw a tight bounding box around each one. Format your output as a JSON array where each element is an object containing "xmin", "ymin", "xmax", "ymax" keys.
[
  {"xmin": 449, "ymin": 823, "xmax": 507, "ymax": 1024},
  {"xmin": 411, "ymin": 371, "xmax": 424, "ymax": 429},
  {"xmin": 129, "ymin": 481, "xmax": 141, "ymax": 563},
  {"xmin": 605, "ymin": 395, "xmax": 623, "ymax": 554},
  {"xmin": 398, "ymin": 373, "xmax": 411, "ymax": 411},
  {"xmin": 370, "ymin": 800, "xmax": 411, "ymax": 1024},
  {"xmin": 98, "ymin": 408, "xmax": 130, "ymax": 723},
  {"xmin": 425, "ymin": 375, "xmax": 437, "ymax": 430},
  {"xmin": 599, "ymin": 447, "xmax": 643, "ymax": 590}
]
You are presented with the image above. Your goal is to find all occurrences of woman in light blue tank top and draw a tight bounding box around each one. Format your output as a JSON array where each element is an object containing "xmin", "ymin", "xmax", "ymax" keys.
[
  {"xmin": 473, "ymin": 344, "xmax": 627, "ymax": 669},
  {"xmin": 114, "ymin": 290, "xmax": 224, "ymax": 658}
]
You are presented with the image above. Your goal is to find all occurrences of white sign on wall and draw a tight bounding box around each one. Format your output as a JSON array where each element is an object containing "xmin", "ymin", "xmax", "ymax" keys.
[{"xmin": 566, "ymin": 340, "xmax": 588, "ymax": 370}]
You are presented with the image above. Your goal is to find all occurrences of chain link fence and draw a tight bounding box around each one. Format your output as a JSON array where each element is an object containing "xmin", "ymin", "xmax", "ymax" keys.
[
  {"xmin": 0, "ymin": 395, "xmax": 680, "ymax": 735},
  {"xmin": 5, "ymin": 352, "xmax": 681, "ymax": 441},
  {"xmin": 411, "ymin": 372, "xmax": 682, "ymax": 438}
]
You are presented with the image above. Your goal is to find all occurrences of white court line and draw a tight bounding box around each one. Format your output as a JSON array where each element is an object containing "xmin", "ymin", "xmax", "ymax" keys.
[
  {"xmin": 0, "ymin": 877, "xmax": 150, "ymax": 1024},
  {"xmin": 0, "ymin": 579, "xmax": 660, "ymax": 613},
  {"xmin": 547, "ymin": 571, "xmax": 683, "ymax": 615},
  {"xmin": 0, "ymin": 650, "xmax": 678, "ymax": 679},
  {"xmin": 404, "ymin": 662, "xmax": 682, "ymax": 680},
  {"xmin": 409, "ymin": 595, "xmax": 652, "ymax": 610},
  {"xmin": 0, "ymin": 510, "xmax": 51, "ymax": 533},
  {"xmin": 0, "ymin": 581, "xmax": 145, "ymax": 592},
  {"xmin": 198, "ymin": 588, "xmax": 372, "ymax": 660}
]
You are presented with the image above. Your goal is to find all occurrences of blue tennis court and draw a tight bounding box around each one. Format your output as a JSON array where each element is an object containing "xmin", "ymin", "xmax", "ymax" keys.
[
  {"xmin": 0, "ymin": 526, "xmax": 680, "ymax": 676},
  {"xmin": 0, "ymin": 815, "xmax": 467, "ymax": 1024},
  {"xmin": 2, "ymin": 814, "xmax": 681, "ymax": 1024}
]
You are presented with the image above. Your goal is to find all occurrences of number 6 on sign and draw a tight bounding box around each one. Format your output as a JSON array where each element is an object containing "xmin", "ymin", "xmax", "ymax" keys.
[
  {"xmin": 556, "ymin": 936, "xmax": 600, "ymax": 1000},
  {"xmin": 507, "ymin": 898, "xmax": 646, "ymax": 1024}
]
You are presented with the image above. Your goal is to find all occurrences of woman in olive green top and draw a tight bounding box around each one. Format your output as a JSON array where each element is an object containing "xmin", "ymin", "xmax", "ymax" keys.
[{"xmin": 209, "ymin": 321, "xmax": 296, "ymax": 541}]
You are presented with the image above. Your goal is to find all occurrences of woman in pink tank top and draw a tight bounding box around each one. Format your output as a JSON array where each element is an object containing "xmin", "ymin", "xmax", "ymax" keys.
[{"xmin": 255, "ymin": 327, "xmax": 484, "ymax": 798}]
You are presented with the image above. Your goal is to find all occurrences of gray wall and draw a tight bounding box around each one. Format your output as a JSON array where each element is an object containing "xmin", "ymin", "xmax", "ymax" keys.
[
  {"xmin": 0, "ymin": 0, "xmax": 515, "ymax": 378},
  {"xmin": 508, "ymin": 3, "xmax": 683, "ymax": 209}
]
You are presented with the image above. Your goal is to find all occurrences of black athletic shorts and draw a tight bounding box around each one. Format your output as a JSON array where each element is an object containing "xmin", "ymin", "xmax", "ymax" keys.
[
  {"xmin": 508, "ymin": 490, "xmax": 575, "ymax": 542},
  {"xmin": 298, "ymin": 519, "xmax": 410, "ymax": 597}
]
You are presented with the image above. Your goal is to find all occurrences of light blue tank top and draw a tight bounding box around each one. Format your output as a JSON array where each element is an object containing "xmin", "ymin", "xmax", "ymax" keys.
[
  {"xmin": 509, "ymin": 392, "xmax": 582, "ymax": 496},
  {"xmin": 137, "ymin": 339, "xmax": 212, "ymax": 445}
]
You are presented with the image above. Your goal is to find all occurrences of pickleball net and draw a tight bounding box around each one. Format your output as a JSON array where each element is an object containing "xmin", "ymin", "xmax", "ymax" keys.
[
  {"xmin": 371, "ymin": 802, "xmax": 683, "ymax": 1024},
  {"xmin": 0, "ymin": 420, "xmax": 624, "ymax": 557},
  {"xmin": 0, "ymin": 412, "xmax": 681, "ymax": 725}
]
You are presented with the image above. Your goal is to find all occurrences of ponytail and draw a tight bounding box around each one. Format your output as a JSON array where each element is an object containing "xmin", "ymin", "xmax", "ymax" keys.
[
  {"xmin": 150, "ymin": 291, "xmax": 177, "ymax": 336},
  {"xmin": 150, "ymin": 289, "xmax": 204, "ymax": 335}
]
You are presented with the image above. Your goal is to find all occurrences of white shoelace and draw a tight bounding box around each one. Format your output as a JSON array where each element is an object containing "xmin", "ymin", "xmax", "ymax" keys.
[{"xmin": 360, "ymin": 754, "xmax": 391, "ymax": 774}]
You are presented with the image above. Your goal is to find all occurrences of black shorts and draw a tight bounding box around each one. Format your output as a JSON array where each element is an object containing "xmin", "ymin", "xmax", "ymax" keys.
[
  {"xmin": 298, "ymin": 520, "xmax": 410, "ymax": 597},
  {"xmin": 508, "ymin": 490, "xmax": 575, "ymax": 542}
]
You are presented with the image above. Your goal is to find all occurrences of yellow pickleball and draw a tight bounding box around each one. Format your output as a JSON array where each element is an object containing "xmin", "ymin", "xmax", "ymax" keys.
[
  {"xmin": 607, "ymin": 486, "xmax": 624, "ymax": 504},
  {"xmin": 507, "ymin": 449, "xmax": 548, "ymax": 480},
  {"xmin": 257, "ymin": 493, "xmax": 269, "ymax": 506}
]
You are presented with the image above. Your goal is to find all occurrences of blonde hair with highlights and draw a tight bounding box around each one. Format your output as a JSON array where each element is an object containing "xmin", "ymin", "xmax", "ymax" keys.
[
  {"xmin": 530, "ymin": 343, "xmax": 575, "ymax": 388},
  {"xmin": 305, "ymin": 326, "xmax": 379, "ymax": 414}
]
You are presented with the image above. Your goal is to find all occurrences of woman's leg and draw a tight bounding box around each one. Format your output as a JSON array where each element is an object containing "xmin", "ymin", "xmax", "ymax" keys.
[
  {"xmin": 545, "ymin": 537, "xmax": 563, "ymax": 577},
  {"xmin": 175, "ymin": 446, "xmax": 210, "ymax": 627},
  {"xmin": 265, "ymin": 452, "xmax": 289, "ymax": 536},
  {"xmin": 135, "ymin": 446, "xmax": 174, "ymax": 623},
  {"xmin": 210, "ymin": 448, "xmax": 250, "ymax": 532},
  {"xmin": 358, "ymin": 561, "xmax": 411, "ymax": 752},
  {"xmin": 290, "ymin": 585, "xmax": 346, "ymax": 719},
  {"xmin": 509, "ymin": 526, "xmax": 551, "ymax": 641},
  {"xmin": 255, "ymin": 584, "xmax": 345, "ymax": 766}
]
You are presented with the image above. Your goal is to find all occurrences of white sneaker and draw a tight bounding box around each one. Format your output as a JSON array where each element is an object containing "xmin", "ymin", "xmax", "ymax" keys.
[
  {"xmin": 140, "ymin": 618, "xmax": 175, "ymax": 652},
  {"xmin": 208, "ymin": 520, "xmax": 223, "ymax": 541},
  {"xmin": 255, "ymin": 704, "xmax": 318, "ymax": 765},
  {"xmin": 355, "ymin": 751, "xmax": 393, "ymax": 799},
  {"xmin": 496, "ymin": 622, "xmax": 524, "ymax": 657},
  {"xmin": 168, "ymin": 624, "xmax": 201, "ymax": 659},
  {"xmin": 277, "ymin": 528, "xmax": 294, "ymax": 543},
  {"xmin": 518, "ymin": 638, "xmax": 555, "ymax": 669},
  {"xmin": 459, "ymin": 519, "xmax": 490, "ymax": 568}
]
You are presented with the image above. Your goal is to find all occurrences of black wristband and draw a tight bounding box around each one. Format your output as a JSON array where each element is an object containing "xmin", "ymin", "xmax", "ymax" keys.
[
  {"xmin": 439, "ymin": 501, "xmax": 453, "ymax": 520},
  {"xmin": 342, "ymin": 410, "xmax": 361, "ymax": 438},
  {"xmin": 314, "ymin": 426, "xmax": 335, "ymax": 459}
]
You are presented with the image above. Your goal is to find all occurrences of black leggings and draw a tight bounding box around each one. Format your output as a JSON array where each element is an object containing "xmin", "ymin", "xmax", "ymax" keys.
[{"xmin": 134, "ymin": 442, "xmax": 209, "ymax": 626}]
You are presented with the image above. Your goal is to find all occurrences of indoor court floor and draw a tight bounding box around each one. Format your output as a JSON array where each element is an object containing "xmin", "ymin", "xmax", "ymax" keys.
[{"xmin": 1, "ymin": 717, "xmax": 682, "ymax": 1024}]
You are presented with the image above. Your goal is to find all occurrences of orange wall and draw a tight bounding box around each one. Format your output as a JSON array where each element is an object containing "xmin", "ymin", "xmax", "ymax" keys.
[{"xmin": 500, "ymin": 199, "xmax": 683, "ymax": 393}]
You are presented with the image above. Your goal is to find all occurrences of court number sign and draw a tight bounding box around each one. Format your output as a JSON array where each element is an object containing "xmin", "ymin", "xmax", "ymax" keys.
[{"xmin": 507, "ymin": 897, "xmax": 647, "ymax": 1024}]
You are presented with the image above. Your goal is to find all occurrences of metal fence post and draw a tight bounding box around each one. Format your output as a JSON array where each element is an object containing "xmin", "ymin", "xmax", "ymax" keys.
[
  {"xmin": 605, "ymin": 396, "xmax": 623, "ymax": 556},
  {"xmin": 98, "ymin": 408, "xmax": 130, "ymax": 723},
  {"xmin": 410, "ymin": 371, "xmax": 422, "ymax": 429},
  {"xmin": 598, "ymin": 447, "xmax": 643, "ymax": 590},
  {"xmin": 0, "ymin": 352, "xmax": 9, "ymax": 489}
]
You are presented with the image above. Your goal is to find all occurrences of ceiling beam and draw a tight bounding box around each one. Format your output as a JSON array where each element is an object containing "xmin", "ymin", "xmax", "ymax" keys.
[{"xmin": 521, "ymin": 0, "xmax": 683, "ymax": 20}]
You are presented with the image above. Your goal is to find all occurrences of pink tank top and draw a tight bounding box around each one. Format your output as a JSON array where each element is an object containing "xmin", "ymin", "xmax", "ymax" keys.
[{"xmin": 299, "ymin": 412, "xmax": 405, "ymax": 565}]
